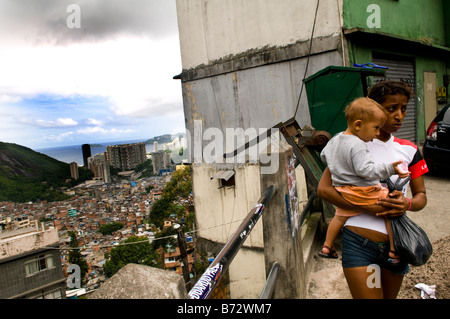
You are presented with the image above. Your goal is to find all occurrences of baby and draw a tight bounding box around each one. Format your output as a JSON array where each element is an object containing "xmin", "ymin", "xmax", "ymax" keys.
[{"xmin": 319, "ymin": 97, "xmax": 409, "ymax": 263}]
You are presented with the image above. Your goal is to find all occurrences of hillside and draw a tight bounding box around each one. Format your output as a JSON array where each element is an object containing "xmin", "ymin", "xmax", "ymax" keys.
[
  {"xmin": 0, "ymin": 142, "xmax": 74, "ymax": 203},
  {"xmin": 144, "ymin": 134, "xmax": 173, "ymax": 145},
  {"xmin": 145, "ymin": 133, "xmax": 185, "ymax": 146}
]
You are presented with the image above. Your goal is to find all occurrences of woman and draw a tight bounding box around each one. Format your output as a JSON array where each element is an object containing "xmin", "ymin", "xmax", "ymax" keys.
[{"xmin": 317, "ymin": 80, "xmax": 428, "ymax": 299}]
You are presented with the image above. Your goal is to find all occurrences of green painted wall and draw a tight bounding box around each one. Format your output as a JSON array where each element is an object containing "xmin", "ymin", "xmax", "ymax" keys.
[
  {"xmin": 443, "ymin": 0, "xmax": 450, "ymax": 47},
  {"xmin": 343, "ymin": 0, "xmax": 447, "ymax": 47},
  {"xmin": 343, "ymin": 0, "xmax": 449, "ymax": 144},
  {"xmin": 347, "ymin": 43, "xmax": 447, "ymax": 143}
]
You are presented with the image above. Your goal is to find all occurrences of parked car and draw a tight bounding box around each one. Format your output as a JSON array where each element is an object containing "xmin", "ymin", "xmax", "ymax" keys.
[{"xmin": 423, "ymin": 103, "xmax": 450, "ymax": 174}]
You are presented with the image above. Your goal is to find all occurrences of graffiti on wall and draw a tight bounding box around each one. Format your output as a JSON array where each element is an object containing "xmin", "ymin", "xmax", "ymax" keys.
[{"xmin": 285, "ymin": 156, "xmax": 299, "ymax": 238}]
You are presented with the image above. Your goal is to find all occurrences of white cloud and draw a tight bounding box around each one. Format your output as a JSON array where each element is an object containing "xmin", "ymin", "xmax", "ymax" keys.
[
  {"xmin": 0, "ymin": 0, "xmax": 184, "ymax": 149},
  {"xmin": 77, "ymin": 126, "xmax": 134, "ymax": 135},
  {"xmin": 86, "ymin": 118, "xmax": 103, "ymax": 126},
  {"xmin": 44, "ymin": 131, "xmax": 75, "ymax": 143},
  {"xmin": 0, "ymin": 0, "xmax": 178, "ymax": 47},
  {"xmin": 21, "ymin": 117, "xmax": 79, "ymax": 128},
  {"xmin": 0, "ymin": 95, "xmax": 22, "ymax": 103}
]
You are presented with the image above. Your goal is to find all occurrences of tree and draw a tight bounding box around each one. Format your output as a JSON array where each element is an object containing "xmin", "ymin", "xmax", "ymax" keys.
[
  {"xmin": 147, "ymin": 165, "xmax": 194, "ymax": 228},
  {"xmin": 67, "ymin": 231, "xmax": 89, "ymax": 284},
  {"xmin": 103, "ymin": 236, "xmax": 160, "ymax": 278},
  {"xmin": 98, "ymin": 222, "xmax": 124, "ymax": 235},
  {"xmin": 148, "ymin": 197, "xmax": 174, "ymax": 229},
  {"xmin": 162, "ymin": 166, "xmax": 192, "ymax": 202}
]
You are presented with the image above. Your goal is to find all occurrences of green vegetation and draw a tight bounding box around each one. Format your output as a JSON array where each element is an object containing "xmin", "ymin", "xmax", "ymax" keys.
[
  {"xmin": 103, "ymin": 236, "xmax": 161, "ymax": 278},
  {"xmin": 98, "ymin": 222, "xmax": 124, "ymax": 235},
  {"xmin": 147, "ymin": 166, "xmax": 193, "ymax": 229},
  {"xmin": 0, "ymin": 142, "xmax": 93, "ymax": 203},
  {"xmin": 134, "ymin": 159, "xmax": 154, "ymax": 177},
  {"xmin": 144, "ymin": 134, "xmax": 173, "ymax": 145}
]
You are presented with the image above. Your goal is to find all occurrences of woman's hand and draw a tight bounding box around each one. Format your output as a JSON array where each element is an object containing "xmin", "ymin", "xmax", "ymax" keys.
[{"xmin": 375, "ymin": 190, "xmax": 408, "ymax": 217}]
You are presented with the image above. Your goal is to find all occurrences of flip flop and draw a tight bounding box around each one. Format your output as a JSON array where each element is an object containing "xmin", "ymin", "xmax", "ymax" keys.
[{"xmin": 318, "ymin": 245, "xmax": 339, "ymax": 259}]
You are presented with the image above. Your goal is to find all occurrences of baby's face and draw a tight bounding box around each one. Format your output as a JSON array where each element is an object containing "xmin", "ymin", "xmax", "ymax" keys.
[{"xmin": 357, "ymin": 110, "xmax": 387, "ymax": 142}]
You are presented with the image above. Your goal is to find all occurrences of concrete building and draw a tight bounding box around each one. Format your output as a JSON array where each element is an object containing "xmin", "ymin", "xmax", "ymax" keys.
[
  {"xmin": 82, "ymin": 144, "xmax": 91, "ymax": 168},
  {"xmin": 107, "ymin": 143, "xmax": 147, "ymax": 171},
  {"xmin": 190, "ymin": 140, "xmax": 313, "ymax": 298},
  {"xmin": 0, "ymin": 222, "xmax": 66, "ymax": 299},
  {"xmin": 88, "ymin": 153, "xmax": 111, "ymax": 183},
  {"xmin": 152, "ymin": 151, "xmax": 173, "ymax": 175},
  {"xmin": 174, "ymin": 0, "xmax": 449, "ymax": 298},
  {"xmin": 175, "ymin": 0, "xmax": 449, "ymax": 148},
  {"xmin": 70, "ymin": 162, "xmax": 79, "ymax": 180}
]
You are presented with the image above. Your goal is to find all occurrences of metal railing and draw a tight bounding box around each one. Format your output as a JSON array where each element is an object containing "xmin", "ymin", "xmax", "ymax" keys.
[
  {"xmin": 188, "ymin": 185, "xmax": 276, "ymax": 299},
  {"xmin": 259, "ymin": 262, "xmax": 280, "ymax": 299}
]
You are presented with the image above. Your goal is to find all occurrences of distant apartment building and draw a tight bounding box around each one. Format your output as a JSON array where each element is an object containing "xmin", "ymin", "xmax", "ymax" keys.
[
  {"xmin": 107, "ymin": 143, "xmax": 147, "ymax": 171},
  {"xmin": 88, "ymin": 153, "xmax": 111, "ymax": 183},
  {"xmin": 0, "ymin": 222, "xmax": 66, "ymax": 299},
  {"xmin": 81, "ymin": 144, "xmax": 91, "ymax": 167},
  {"xmin": 70, "ymin": 162, "xmax": 79, "ymax": 180},
  {"xmin": 152, "ymin": 151, "xmax": 173, "ymax": 175}
]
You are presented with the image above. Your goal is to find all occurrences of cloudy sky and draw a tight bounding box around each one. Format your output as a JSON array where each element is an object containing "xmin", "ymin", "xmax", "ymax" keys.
[{"xmin": 0, "ymin": 0, "xmax": 184, "ymax": 150}]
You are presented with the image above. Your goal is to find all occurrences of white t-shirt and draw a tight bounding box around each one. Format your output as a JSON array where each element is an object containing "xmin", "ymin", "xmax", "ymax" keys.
[{"xmin": 344, "ymin": 135, "xmax": 428, "ymax": 234}]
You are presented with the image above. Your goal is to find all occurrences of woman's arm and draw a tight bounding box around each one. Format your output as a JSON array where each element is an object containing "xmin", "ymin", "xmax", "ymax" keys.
[
  {"xmin": 317, "ymin": 167, "xmax": 386, "ymax": 215},
  {"xmin": 376, "ymin": 175, "xmax": 427, "ymax": 217}
]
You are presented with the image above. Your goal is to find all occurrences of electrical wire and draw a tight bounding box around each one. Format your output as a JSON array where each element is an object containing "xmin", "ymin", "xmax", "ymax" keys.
[
  {"xmin": 293, "ymin": 0, "xmax": 320, "ymax": 119},
  {"xmin": 52, "ymin": 195, "xmax": 314, "ymax": 252}
]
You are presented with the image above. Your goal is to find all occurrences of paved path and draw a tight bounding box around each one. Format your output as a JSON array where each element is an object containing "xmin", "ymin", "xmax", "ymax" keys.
[{"xmin": 306, "ymin": 173, "xmax": 450, "ymax": 299}]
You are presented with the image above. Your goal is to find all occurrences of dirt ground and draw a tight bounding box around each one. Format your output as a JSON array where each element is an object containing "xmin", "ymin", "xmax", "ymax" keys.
[
  {"xmin": 306, "ymin": 173, "xmax": 450, "ymax": 299},
  {"xmin": 398, "ymin": 236, "xmax": 449, "ymax": 299}
]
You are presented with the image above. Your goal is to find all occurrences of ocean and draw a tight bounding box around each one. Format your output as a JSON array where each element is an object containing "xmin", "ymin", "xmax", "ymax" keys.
[{"xmin": 35, "ymin": 140, "xmax": 155, "ymax": 166}]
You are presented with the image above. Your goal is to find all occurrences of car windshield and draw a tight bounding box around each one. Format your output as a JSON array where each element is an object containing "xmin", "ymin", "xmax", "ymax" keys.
[
  {"xmin": 442, "ymin": 107, "xmax": 450, "ymax": 124},
  {"xmin": 443, "ymin": 107, "xmax": 450, "ymax": 124}
]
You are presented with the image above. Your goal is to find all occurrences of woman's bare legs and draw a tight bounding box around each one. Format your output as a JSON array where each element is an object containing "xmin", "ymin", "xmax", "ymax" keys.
[{"xmin": 343, "ymin": 266, "xmax": 404, "ymax": 299}]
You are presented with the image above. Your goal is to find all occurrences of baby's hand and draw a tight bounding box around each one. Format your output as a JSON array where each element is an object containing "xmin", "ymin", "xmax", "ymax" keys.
[{"xmin": 392, "ymin": 160, "xmax": 410, "ymax": 178}]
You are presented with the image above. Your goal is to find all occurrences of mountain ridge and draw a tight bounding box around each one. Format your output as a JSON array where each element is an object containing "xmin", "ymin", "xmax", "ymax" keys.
[{"xmin": 0, "ymin": 141, "xmax": 80, "ymax": 203}]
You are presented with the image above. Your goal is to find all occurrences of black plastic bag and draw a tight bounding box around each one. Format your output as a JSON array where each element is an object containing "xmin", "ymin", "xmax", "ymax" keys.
[{"xmin": 390, "ymin": 214, "xmax": 433, "ymax": 266}]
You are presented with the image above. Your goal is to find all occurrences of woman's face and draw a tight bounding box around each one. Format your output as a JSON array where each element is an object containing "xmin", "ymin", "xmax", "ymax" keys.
[{"xmin": 378, "ymin": 93, "xmax": 408, "ymax": 140}]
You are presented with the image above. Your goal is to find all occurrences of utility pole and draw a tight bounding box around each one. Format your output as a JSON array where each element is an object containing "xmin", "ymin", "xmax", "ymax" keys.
[{"xmin": 176, "ymin": 226, "xmax": 192, "ymax": 290}]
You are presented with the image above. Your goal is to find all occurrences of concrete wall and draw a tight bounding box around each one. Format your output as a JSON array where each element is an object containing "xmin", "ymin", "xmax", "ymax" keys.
[
  {"xmin": 182, "ymin": 51, "xmax": 343, "ymax": 146},
  {"xmin": 176, "ymin": 0, "xmax": 345, "ymax": 162},
  {"xmin": 0, "ymin": 248, "xmax": 65, "ymax": 299},
  {"xmin": 191, "ymin": 141, "xmax": 309, "ymax": 298},
  {"xmin": 192, "ymin": 163, "xmax": 263, "ymax": 246},
  {"xmin": 0, "ymin": 226, "xmax": 59, "ymax": 261},
  {"xmin": 176, "ymin": 0, "xmax": 342, "ymax": 70}
]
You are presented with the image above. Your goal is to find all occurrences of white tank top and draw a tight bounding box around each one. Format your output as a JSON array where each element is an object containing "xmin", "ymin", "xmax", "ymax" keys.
[{"xmin": 344, "ymin": 135, "xmax": 423, "ymax": 234}]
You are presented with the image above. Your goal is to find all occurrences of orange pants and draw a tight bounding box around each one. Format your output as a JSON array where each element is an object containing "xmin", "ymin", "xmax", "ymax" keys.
[{"xmin": 334, "ymin": 184, "xmax": 389, "ymax": 217}]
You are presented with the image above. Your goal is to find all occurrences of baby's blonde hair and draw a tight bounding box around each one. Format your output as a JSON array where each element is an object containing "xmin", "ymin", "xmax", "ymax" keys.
[{"xmin": 344, "ymin": 97, "xmax": 386, "ymax": 124}]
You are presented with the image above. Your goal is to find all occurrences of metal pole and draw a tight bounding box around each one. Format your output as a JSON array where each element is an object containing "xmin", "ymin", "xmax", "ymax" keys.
[
  {"xmin": 259, "ymin": 262, "xmax": 281, "ymax": 299},
  {"xmin": 188, "ymin": 185, "xmax": 276, "ymax": 299},
  {"xmin": 177, "ymin": 227, "xmax": 192, "ymax": 290},
  {"xmin": 298, "ymin": 191, "xmax": 316, "ymax": 226}
]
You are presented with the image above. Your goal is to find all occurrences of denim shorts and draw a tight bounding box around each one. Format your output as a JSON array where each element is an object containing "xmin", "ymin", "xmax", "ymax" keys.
[{"xmin": 341, "ymin": 227, "xmax": 409, "ymax": 276}]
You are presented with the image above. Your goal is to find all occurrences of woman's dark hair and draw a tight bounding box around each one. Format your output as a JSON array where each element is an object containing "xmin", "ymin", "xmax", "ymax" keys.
[{"xmin": 368, "ymin": 80, "xmax": 414, "ymax": 104}]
